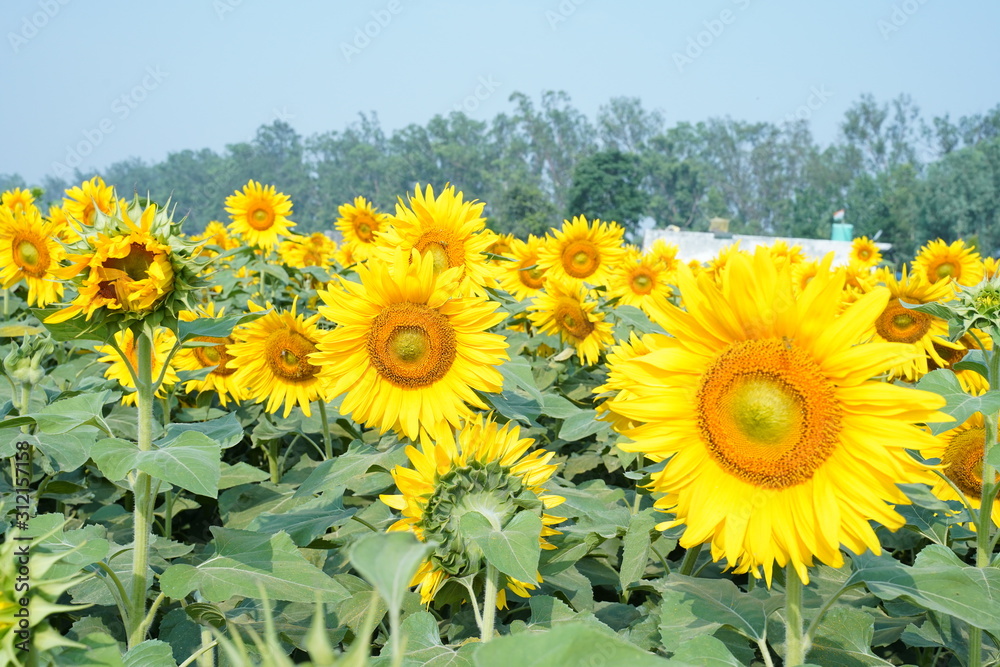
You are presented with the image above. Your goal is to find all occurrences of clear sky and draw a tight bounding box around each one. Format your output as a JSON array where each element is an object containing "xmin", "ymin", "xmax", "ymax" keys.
[{"xmin": 3, "ymin": 0, "xmax": 998, "ymax": 184}]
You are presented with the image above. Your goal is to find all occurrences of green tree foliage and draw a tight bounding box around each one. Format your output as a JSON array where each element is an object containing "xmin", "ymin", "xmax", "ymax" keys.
[{"xmin": 566, "ymin": 150, "xmax": 648, "ymax": 237}]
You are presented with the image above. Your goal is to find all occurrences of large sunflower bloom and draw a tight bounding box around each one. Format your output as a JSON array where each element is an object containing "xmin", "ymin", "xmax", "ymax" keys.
[
  {"xmin": 871, "ymin": 265, "xmax": 961, "ymax": 382},
  {"xmin": 0, "ymin": 206, "xmax": 65, "ymax": 307},
  {"xmin": 314, "ymin": 250, "xmax": 508, "ymax": 444},
  {"xmin": 914, "ymin": 239, "xmax": 984, "ymax": 287},
  {"xmin": 608, "ymin": 247, "xmax": 947, "ymax": 584},
  {"xmin": 336, "ymin": 196, "xmax": 389, "ymax": 261},
  {"xmin": 225, "ymin": 180, "xmax": 295, "ymax": 250},
  {"xmin": 95, "ymin": 327, "xmax": 178, "ymax": 406},
  {"xmin": 376, "ymin": 184, "xmax": 500, "ymax": 296},
  {"xmin": 380, "ymin": 413, "xmax": 564, "ymax": 606},
  {"xmin": 527, "ymin": 279, "xmax": 614, "ymax": 366},
  {"xmin": 498, "ymin": 234, "xmax": 548, "ymax": 301},
  {"xmin": 173, "ymin": 304, "xmax": 244, "ymax": 407},
  {"xmin": 850, "ymin": 237, "xmax": 882, "ymax": 268},
  {"xmin": 925, "ymin": 413, "xmax": 1000, "ymax": 528},
  {"xmin": 229, "ymin": 301, "xmax": 328, "ymax": 418},
  {"xmin": 606, "ymin": 247, "xmax": 672, "ymax": 315},
  {"xmin": 536, "ymin": 215, "xmax": 626, "ymax": 288}
]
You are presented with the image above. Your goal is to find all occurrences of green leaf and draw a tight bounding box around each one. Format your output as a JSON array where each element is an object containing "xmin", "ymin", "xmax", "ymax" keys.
[
  {"xmin": 160, "ymin": 527, "xmax": 350, "ymax": 603},
  {"xmin": 123, "ymin": 640, "xmax": 178, "ymax": 667},
  {"xmin": 376, "ymin": 610, "xmax": 473, "ymax": 666},
  {"xmin": 0, "ymin": 390, "xmax": 112, "ymax": 434},
  {"xmin": 619, "ymin": 510, "xmax": 656, "ymax": 592},
  {"xmin": 558, "ymin": 409, "xmax": 610, "ymax": 441},
  {"xmin": 247, "ymin": 491, "xmax": 356, "ymax": 546},
  {"xmin": 953, "ymin": 349, "xmax": 989, "ymax": 379},
  {"xmin": 809, "ymin": 607, "xmax": 894, "ymax": 667},
  {"xmin": 670, "ymin": 635, "xmax": 743, "ymax": 666},
  {"xmin": 500, "ymin": 355, "xmax": 544, "ymax": 405},
  {"xmin": 53, "ymin": 631, "xmax": 126, "ymax": 666},
  {"xmin": 612, "ymin": 304, "xmax": 661, "ymax": 334},
  {"xmin": 473, "ymin": 621, "xmax": 672, "ymax": 666},
  {"xmin": 901, "ymin": 300, "xmax": 955, "ymax": 321},
  {"xmin": 540, "ymin": 394, "xmax": 584, "ymax": 419},
  {"xmin": 349, "ymin": 532, "xmax": 433, "ymax": 620},
  {"xmin": 461, "ymin": 510, "xmax": 542, "ymax": 584},
  {"xmin": 476, "ymin": 386, "xmax": 541, "ymax": 426},
  {"xmin": 34, "ymin": 308, "xmax": 115, "ymax": 343},
  {"xmin": 294, "ymin": 441, "xmax": 404, "ymax": 497},
  {"xmin": 92, "ymin": 430, "xmax": 222, "ymax": 497},
  {"xmin": 176, "ymin": 311, "xmax": 263, "ymax": 343},
  {"xmin": 27, "ymin": 428, "xmax": 98, "ymax": 472},
  {"xmin": 660, "ymin": 575, "xmax": 768, "ymax": 642},
  {"xmin": 161, "ymin": 412, "xmax": 244, "ymax": 449},
  {"xmin": 219, "ymin": 461, "xmax": 270, "ymax": 490},
  {"xmin": 915, "ymin": 369, "xmax": 1000, "ymax": 435}
]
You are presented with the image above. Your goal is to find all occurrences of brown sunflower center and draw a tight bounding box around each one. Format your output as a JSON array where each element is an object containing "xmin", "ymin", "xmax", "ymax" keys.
[
  {"xmin": 13, "ymin": 237, "xmax": 49, "ymax": 277},
  {"xmin": 554, "ymin": 298, "xmax": 595, "ymax": 340},
  {"xmin": 875, "ymin": 301, "xmax": 933, "ymax": 344},
  {"xmin": 696, "ymin": 338, "xmax": 842, "ymax": 489},
  {"xmin": 104, "ymin": 243, "xmax": 155, "ymax": 281},
  {"xmin": 264, "ymin": 329, "xmax": 320, "ymax": 382},
  {"xmin": 518, "ymin": 260, "xmax": 545, "ymax": 290},
  {"xmin": 943, "ymin": 427, "xmax": 987, "ymax": 498},
  {"xmin": 354, "ymin": 213, "xmax": 376, "ymax": 242},
  {"xmin": 367, "ymin": 302, "xmax": 457, "ymax": 388},
  {"xmin": 248, "ymin": 205, "xmax": 276, "ymax": 231},
  {"xmin": 193, "ymin": 336, "xmax": 237, "ymax": 376},
  {"xmin": 562, "ymin": 240, "xmax": 600, "ymax": 279},
  {"xmin": 630, "ymin": 270, "xmax": 654, "ymax": 295},
  {"xmin": 415, "ymin": 229, "xmax": 465, "ymax": 275}
]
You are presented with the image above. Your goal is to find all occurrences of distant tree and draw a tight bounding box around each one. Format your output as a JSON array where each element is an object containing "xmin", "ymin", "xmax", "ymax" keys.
[
  {"xmin": 490, "ymin": 178, "xmax": 558, "ymax": 237},
  {"xmin": 566, "ymin": 150, "xmax": 648, "ymax": 237}
]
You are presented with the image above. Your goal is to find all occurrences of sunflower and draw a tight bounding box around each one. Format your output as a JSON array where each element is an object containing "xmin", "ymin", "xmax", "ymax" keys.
[
  {"xmin": 0, "ymin": 206, "xmax": 65, "ymax": 307},
  {"xmin": 314, "ymin": 249, "xmax": 508, "ymax": 443},
  {"xmin": 606, "ymin": 247, "xmax": 672, "ymax": 314},
  {"xmin": 380, "ymin": 413, "xmax": 564, "ymax": 607},
  {"xmin": 839, "ymin": 261, "xmax": 878, "ymax": 307},
  {"xmin": 985, "ymin": 257, "xmax": 1000, "ymax": 280},
  {"xmin": 1, "ymin": 188, "xmax": 36, "ymax": 215},
  {"xmin": 593, "ymin": 332, "xmax": 663, "ymax": 433},
  {"xmin": 925, "ymin": 413, "xmax": 1000, "ymax": 528},
  {"xmin": 926, "ymin": 330, "xmax": 991, "ymax": 395},
  {"xmin": 62, "ymin": 176, "xmax": 118, "ymax": 229},
  {"xmin": 334, "ymin": 241, "xmax": 359, "ymax": 270},
  {"xmin": 914, "ymin": 239, "xmax": 984, "ymax": 287},
  {"xmin": 871, "ymin": 265, "xmax": 961, "ymax": 382},
  {"xmin": 336, "ymin": 196, "xmax": 389, "ymax": 261},
  {"xmin": 607, "ymin": 247, "xmax": 947, "ymax": 584},
  {"xmin": 192, "ymin": 221, "xmax": 239, "ymax": 252},
  {"xmin": 485, "ymin": 233, "xmax": 515, "ymax": 265},
  {"xmin": 646, "ymin": 239, "xmax": 683, "ymax": 276},
  {"xmin": 376, "ymin": 184, "xmax": 500, "ymax": 296},
  {"xmin": 767, "ymin": 240, "xmax": 805, "ymax": 270},
  {"xmin": 703, "ymin": 242, "xmax": 749, "ymax": 284},
  {"xmin": 173, "ymin": 304, "xmax": 244, "ymax": 407},
  {"xmin": 229, "ymin": 300, "xmax": 328, "ymax": 418},
  {"xmin": 95, "ymin": 327, "xmax": 178, "ymax": 405},
  {"xmin": 278, "ymin": 232, "xmax": 337, "ymax": 269},
  {"xmin": 850, "ymin": 237, "xmax": 882, "ymax": 268},
  {"xmin": 527, "ymin": 279, "xmax": 614, "ymax": 366},
  {"xmin": 536, "ymin": 215, "xmax": 626, "ymax": 288},
  {"xmin": 497, "ymin": 234, "xmax": 548, "ymax": 301},
  {"xmin": 226, "ymin": 180, "xmax": 295, "ymax": 250},
  {"xmin": 790, "ymin": 256, "xmax": 831, "ymax": 296}
]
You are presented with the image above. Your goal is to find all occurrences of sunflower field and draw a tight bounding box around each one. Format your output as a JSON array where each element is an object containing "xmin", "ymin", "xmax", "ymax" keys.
[{"xmin": 3, "ymin": 177, "xmax": 1000, "ymax": 667}]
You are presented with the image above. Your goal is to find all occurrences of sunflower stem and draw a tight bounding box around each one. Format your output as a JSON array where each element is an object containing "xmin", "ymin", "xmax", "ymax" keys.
[
  {"xmin": 2, "ymin": 288, "xmax": 8, "ymax": 317},
  {"xmin": 318, "ymin": 400, "xmax": 333, "ymax": 460},
  {"xmin": 267, "ymin": 439, "xmax": 281, "ymax": 484},
  {"xmin": 969, "ymin": 626, "xmax": 983, "ymax": 667},
  {"xmin": 783, "ymin": 564, "xmax": 809, "ymax": 667},
  {"xmin": 164, "ymin": 489, "xmax": 174, "ymax": 541},
  {"xmin": 678, "ymin": 543, "xmax": 703, "ymax": 576},
  {"xmin": 127, "ymin": 328, "xmax": 156, "ymax": 650},
  {"xmin": 481, "ymin": 564, "xmax": 500, "ymax": 643}
]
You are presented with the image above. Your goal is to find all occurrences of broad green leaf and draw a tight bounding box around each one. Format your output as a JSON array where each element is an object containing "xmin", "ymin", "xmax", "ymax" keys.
[
  {"xmin": 349, "ymin": 532, "xmax": 433, "ymax": 621},
  {"xmin": 660, "ymin": 575, "xmax": 768, "ymax": 642},
  {"xmin": 477, "ymin": 387, "xmax": 541, "ymax": 426},
  {"xmin": 219, "ymin": 461, "xmax": 269, "ymax": 489},
  {"xmin": 91, "ymin": 438, "xmax": 139, "ymax": 481},
  {"xmin": 53, "ymin": 631, "xmax": 126, "ymax": 666},
  {"xmin": 160, "ymin": 527, "xmax": 350, "ymax": 603},
  {"xmin": 612, "ymin": 304, "xmax": 662, "ymax": 335},
  {"xmin": 92, "ymin": 431, "xmax": 222, "ymax": 497},
  {"xmin": 809, "ymin": 607, "xmax": 893, "ymax": 667},
  {"xmin": 500, "ymin": 355, "xmax": 544, "ymax": 404},
  {"xmin": 953, "ymin": 349, "xmax": 989, "ymax": 380},
  {"xmin": 176, "ymin": 311, "xmax": 263, "ymax": 343},
  {"xmin": 658, "ymin": 587, "xmax": 722, "ymax": 653},
  {"xmin": 558, "ymin": 409, "xmax": 611, "ymax": 441},
  {"xmin": 161, "ymin": 412, "xmax": 244, "ymax": 449},
  {"xmin": 619, "ymin": 510, "xmax": 656, "ymax": 592},
  {"xmin": 0, "ymin": 390, "xmax": 112, "ymax": 434},
  {"xmin": 34, "ymin": 308, "xmax": 115, "ymax": 343},
  {"xmin": 123, "ymin": 640, "xmax": 178, "ymax": 667},
  {"xmin": 540, "ymin": 393, "xmax": 584, "ymax": 419},
  {"xmin": 915, "ymin": 369, "xmax": 1000, "ymax": 435},
  {"xmin": 26, "ymin": 428, "xmax": 98, "ymax": 472},
  {"xmin": 670, "ymin": 635, "xmax": 743, "ymax": 667},
  {"xmin": 294, "ymin": 441, "xmax": 404, "ymax": 497},
  {"xmin": 461, "ymin": 510, "xmax": 543, "ymax": 584},
  {"xmin": 474, "ymin": 621, "xmax": 672, "ymax": 666},
  {"xmin": 248, "ymin": 491, "xmax": 356, "ymax": 546},
  {"xmin": 375, "ymin": 610, "xmax": 472, "ymax": 667}
]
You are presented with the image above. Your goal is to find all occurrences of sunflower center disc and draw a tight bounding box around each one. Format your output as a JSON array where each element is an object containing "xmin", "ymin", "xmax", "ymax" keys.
[
  {"xmin": 193, "ymin": 336, "xmax": 236, "ymax": 376},
  {"xmin": 936, "ymin": 262, "xmax": 955, "ymax": 279},
  {"xmin": 249, "ymin": 206, "xmax": 275, "ymax": 230},
  {"xmin": 265, "ymin": 330, "xmax": 320, "ymax": 382},
  {"xmin": 368, "ymin": 302, "xmax": 457, "ymax": 388},
  {"xmin": 631, "ymin": 272, "xmax": 653, "ymax": 294},
  {"xmin": 415, "ymin": 230, "xmax": 465, "ymax": 276},
  {"xmin": 520, "ymin": 262, "xmax": 545, "ymax": 289},
  {"xmin": 555, "ymin": 299, "xmax": 595, "ymax": 340},
  {"xmin": 562, "ymin": 241, "xmax": 599, "ymax": 279},
  {"xmin": 16, "ymin": 240, "xmax": 40, "ymax": 267},
  {"xmin": 875, "ymin": 301, "xmax": 933, "ymax": 344},
  {"xmin": 696, "ymin": 338, "xmax": 842, "ymax": 489},
  {"xmin": 357, "ymin": 221, "xmax": 372, "ymax": 241},
  {"xmin": 105, "ymin": 243, "xmax": 156, "ymax": 281},
  {"xmin": 425, "ymin": 243, "xmax": 450, "ymax": 274},
  {"xmin": 943, "ymin": 427, "xmax": 987, "ymax": 498}
]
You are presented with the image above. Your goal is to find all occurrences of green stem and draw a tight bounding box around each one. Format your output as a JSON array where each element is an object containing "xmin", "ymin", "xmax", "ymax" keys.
[
  {"xmin": 784, "ymin": 564, "xmax": 808, "ymax": 667},
  {"xmin": 318, "ymin": 400, "xmax": 333, "ymax": 460},
  {"xmin": 481, "ymin": 564, "xmax": 500, "ymax": 642},
  {"xmin": 756, "ymin": 638, "xmax": 775, "ymax": 667},
  {"xmin": 127, "ymin": 329, "xmax": 156, "ymax": 650},
  {"xmin": 2, "ymin": 288, "xmax": 8, "ymax": 317},
  {"xmin": 970, "ymin": 626, "xmax": 982, "ymax": 667},
  {"xmin": 267, "ymin": 439, "xmax": 280, "ymax": 484},
  {"xmin": 678, "ymin": 543, "xmax": 703, "ymax": 576},
  {"xmin": 164, "ymin": 489, "xmax": 174, "ymax": 541},
  {"xmin": 650, "ymin": 542, "xmax": 671, "ymax": 575}
]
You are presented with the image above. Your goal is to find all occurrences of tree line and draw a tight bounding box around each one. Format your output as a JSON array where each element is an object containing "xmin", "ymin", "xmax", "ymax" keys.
[{"xmin": 3, "ymin": 91, "xmax": 1000, "ymax": 262}]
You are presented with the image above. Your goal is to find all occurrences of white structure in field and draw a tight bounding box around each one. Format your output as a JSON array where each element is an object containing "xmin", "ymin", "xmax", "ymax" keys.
[{"xmin": 642, "ymin": 228, "xmax": 891, "ymax": 266}]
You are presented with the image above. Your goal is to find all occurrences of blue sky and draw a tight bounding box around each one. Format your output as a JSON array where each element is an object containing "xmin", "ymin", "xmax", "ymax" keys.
[{"xmin": 3, "ymin": 0, "xmax": 999, "ymax": 184}]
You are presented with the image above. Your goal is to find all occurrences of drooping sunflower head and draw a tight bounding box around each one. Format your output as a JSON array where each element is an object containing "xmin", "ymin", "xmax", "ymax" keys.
[
  {"xmin": 0, "ymin": 205, "xmax": 65, "ymax": 307},
  {"xmin": 1, "ymin": 187, "xmax": 37, "ymax": 215},
  {"xmin": 850, "ymin": 236, "xmax": 882, "ymax": 267},
  {"xmin": 278, "ymin": 232, "xmax": 337, "ymax": 269},
  {"xmin": 95, "ymin": 327, "xmax": 178, "ymax": 405},
  {"xmin": 380, "ymin": 413, "xmax": 564, "ymax": 606},
  {"xmin": 925, "ymin": 413, "xmax": 1000, "ymax": 527},
  {"xmin": 536, "ymin": 215, "xmax": 626, "ymax": 287},
  {"xmin": 229, "ymin": 300, "xmax": 328, "ymax": 418},
  {"xmin": 226, "ymin": 180, "xmax": 295, "ymax": 251},
  {"xmin": 314, "ymin": 249, "xmax": 509, "ymax": 443},
  {"xmin": 173, "ymin": 303, "xmax": 244, "ymax": 407},
  {"xmin": 62, "ymin": 176, "xmax": 118, "ymax": 229},
  {"xmin": 498, "ymin": 234, "xmax": 548, "ymax": 300},
  {"xmin": 527, "ymin": 279, "xmax": 614, "ymax": 366},
  {"xmin": 336, "ymin": 196, "xmax": 389, "ymax": 259},
  {"xmin": 609, "ymin": 247, "xmax": 947, "ymax": 584},
  {"xmin": 376, "ymin": 184, "xmax": 500, "ymax": 295},
  {"xmin": 914, "ymin": 238, "xmax": 984, "ymax": 287},
  {"xmin": 606, "ymin": 247, "xmax": 672, "ymax": 314}
]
